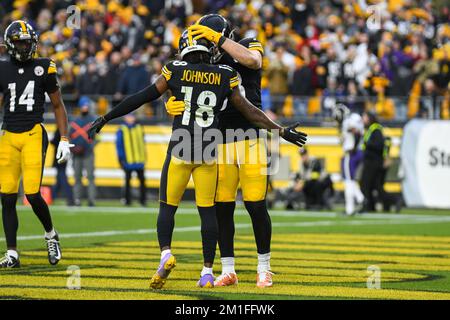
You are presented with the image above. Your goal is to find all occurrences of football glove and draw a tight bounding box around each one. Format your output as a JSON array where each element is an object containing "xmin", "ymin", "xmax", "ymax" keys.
[
  {"xmin": 165, "ymin": 96, "xmax": 185, "ymax": 116},
  {"xmin": 281, "ymin": 123, "xmax": 308, "ymax": 147},
  {"xmin": 88, "ymin": 116, "xmax": 107, "ymax": 140},
  {"xmin": 56, "ymin": 137, "xmax": 74, "ymax": 164},
  {"xmin": 188, "ymin": 24, "xmax": 224, "ymax": 45}
]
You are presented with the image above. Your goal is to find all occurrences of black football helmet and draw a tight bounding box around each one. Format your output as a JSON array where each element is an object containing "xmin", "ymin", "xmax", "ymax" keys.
[
  {"xmin": 178, "ymin": 29, "xmax": 214, "ymax": 60},
  {"xmin": 4, "ymin": 20, "xmax": 38, "ymax": 62},
  {"xmin": 197, "ymin": 14, "xmax": 234, "ymax": 40},
  {"xmin": 196, "ymin": 14, "xmax": 234, "ymax": 63}
]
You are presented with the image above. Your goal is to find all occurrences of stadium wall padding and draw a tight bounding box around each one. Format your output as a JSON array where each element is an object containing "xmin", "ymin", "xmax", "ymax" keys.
[{"xmin": 41, "ymin": 124, "xmax": 403, "ymax": 194}]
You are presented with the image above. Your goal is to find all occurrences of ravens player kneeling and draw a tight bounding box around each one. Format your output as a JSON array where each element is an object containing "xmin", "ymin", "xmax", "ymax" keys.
[
  {"xmin": 88, "ymin": 31, "xmax": 306, "ymax": 288},
  {"xmin": 0, "ymin": 21, "xmax": 72, "ymax": 268}
]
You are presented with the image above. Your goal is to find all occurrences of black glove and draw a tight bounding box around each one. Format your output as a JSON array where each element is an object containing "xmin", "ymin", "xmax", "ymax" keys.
[
  {"xmin": 281, "ymin": 123, "xmax": 308, "ymax": 147},
  {"xmin": 88, "ymin": 116, "xmax": 107, "ymax": 140}
]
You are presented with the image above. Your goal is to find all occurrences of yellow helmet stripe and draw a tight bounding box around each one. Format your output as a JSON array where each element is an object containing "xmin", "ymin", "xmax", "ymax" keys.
[
  {"xmin": 19, "ymin": 21, "xmax": 28, "ymax": 34},
  {"xmin": 187, "ymin": 30, "xmax": 194, "ymax": 46}
]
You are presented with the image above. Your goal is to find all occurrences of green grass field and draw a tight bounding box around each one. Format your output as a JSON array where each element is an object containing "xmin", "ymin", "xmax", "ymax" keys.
[{"xmin": 1, "ymin": 201, "xmax": 450, "ymax": 300}]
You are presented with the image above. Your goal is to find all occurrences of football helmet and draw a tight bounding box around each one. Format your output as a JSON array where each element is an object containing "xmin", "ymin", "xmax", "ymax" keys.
[
  {"xmin": 178, "ymin": 29, "xmax": 214, "ymax": 60},
  {"xmin": 197, "ymin": 14, "xmax": 234, "ymax": 40},
  {"xmin": 4, "ymin": 20, "xmax": 38, "ymax": 62},
  {"xmin": 196, "ymin": 14, "xmax": 234, "ymax": 62},
  {"xmin": 333, "ymin": 103, "xmax": 350, "ymax": 124}
]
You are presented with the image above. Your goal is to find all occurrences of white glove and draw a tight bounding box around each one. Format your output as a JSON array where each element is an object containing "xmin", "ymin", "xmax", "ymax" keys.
[{"xmin": 56, "ymin": 138, "xmax": 74, "ymax": 164}]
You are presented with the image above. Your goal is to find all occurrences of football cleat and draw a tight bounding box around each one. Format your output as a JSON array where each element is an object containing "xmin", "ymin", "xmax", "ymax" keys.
[
  {"xmin": 0, "ymin": 253, "xmax": 20, "ymax": 268},
  {"xmin": 256, "ymin": 271, "xmax": 274, "ymax": 288},
  {"xmin": 149, "ymin": 253, "xmax": 176, "ymax": 289},
  {"xmin": 45, "ymin": 231, "xmax": 62, "ymax": 265},
  {"xmin": 197, "ymin": 274, "xmax": 215, "ymax": 288},
  {"xmin": 214, "ymin": 272, "xmax": 238, "ymax": 287}
]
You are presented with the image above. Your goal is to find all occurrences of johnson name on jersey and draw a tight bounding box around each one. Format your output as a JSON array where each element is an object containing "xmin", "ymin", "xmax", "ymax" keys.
[
  {"xmin": 161, "ymin": 60, "xmax": 239, "ymax": 161},
  {"xmin": 219, "ymin": 37, "xmax": 264, "ymax": 133},
  {"xmin": 0, "ymin": 58, "xmax": 59, "ymax": 133}
]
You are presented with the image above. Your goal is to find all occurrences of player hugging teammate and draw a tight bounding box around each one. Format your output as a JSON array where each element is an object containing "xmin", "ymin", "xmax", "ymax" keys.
[{"xmin": 89, "ymin": 14, "xmax": 307, "ymax": 289}]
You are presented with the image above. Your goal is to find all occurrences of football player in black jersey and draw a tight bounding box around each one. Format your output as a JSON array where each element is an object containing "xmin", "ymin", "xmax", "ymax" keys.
[
  {"xmin": 165, "ymin": 14, "xmax": 282, "ymax": 287},
  {"xmin": 88, "ymin": 30, "xmax": 306, "ymax": 288},
  {"xmin": 0, "ymin": 21, "xmax": 72, "ymax": 268}
]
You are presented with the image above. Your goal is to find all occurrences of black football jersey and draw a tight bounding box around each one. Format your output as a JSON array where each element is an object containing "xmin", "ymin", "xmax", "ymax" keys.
[
  {"xmin": 162, "ymin": 60, "xmax": 239, "ymax": 161},
  {"xmin": 218, "ymin": 38, "xmax": 264, "ymax": 134},
  {"xmin": 0, "ymin": 58, "xmax": 59, "ymax": 133}
]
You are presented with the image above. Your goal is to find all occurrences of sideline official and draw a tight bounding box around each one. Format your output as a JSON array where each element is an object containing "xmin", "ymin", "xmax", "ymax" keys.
[
  {"xmin": 116, "ymin": 114, "xmax": 146, "ymax": 206},
  {"xmin": 360, "ymin": 111, "xmax": 385, "ymax": 212}
]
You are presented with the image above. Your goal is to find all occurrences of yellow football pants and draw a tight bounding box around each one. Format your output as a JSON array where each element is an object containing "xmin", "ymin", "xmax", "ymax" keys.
[
  {"xmin": 0, "ymin": 124, "xmax": 48, "ymax": 195},
  {"xmin": 216, "ymin": 138, "xmax": 268, "ymax": 202},
  {"xmin": 159, "ymin": 154, "xmax": 218, "ymax": 207}
]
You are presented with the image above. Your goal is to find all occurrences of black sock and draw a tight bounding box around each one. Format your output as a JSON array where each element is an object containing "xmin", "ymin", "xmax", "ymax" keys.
[
  {"xmin": 157, "ymin": 202, "xmax": 177, "ymax": 250},
  {"xmin": 26, "ymin": 193, "xmax": 53, "ymax": 233},
  {"xmin": 244, "ymin": 200, "xmax": 272, "ymax": 254},
  {"xmin": 198, "ymin": 206, "xmax": 218, "ymax": 265},
  {"xmin": 1, "ymin": 193, "xmax": 19, "ymax": 248},
  {"xmin": 216, "ymin": 201, "xmax": 236, "ymax": 258}
]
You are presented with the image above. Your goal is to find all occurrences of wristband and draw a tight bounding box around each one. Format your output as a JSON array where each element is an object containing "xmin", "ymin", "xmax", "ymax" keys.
[{"xmin": 218, "ymin": 36, "xmax": 226, "ymax": 48}]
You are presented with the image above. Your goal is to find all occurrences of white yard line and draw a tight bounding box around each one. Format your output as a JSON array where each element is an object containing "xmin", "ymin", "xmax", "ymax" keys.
[{"xmin": 3, "ymin": 217, "xmax": 450, "ymax": 242}]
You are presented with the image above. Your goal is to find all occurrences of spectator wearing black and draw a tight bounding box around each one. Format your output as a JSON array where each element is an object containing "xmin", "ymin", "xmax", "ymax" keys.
[
  {"xmin": 419, "ymin": 78, "xmax": 441, "ymax": 119},
  {"xmin": 291, "ymin": 58, "xmax": 313, "ymax": 117},
  {"xmin": 117, "ymin": 53, "xmax": 150, "ymax": 96},
  {"xmin": 99, "ymin": 51, "xmax": 123, "ymax": 95},
  {"xmin": 76, "ymin": 58, "xmax": 101, "ymax": 95},
  {"xmin": 360, "ymin": 111, "xmax": 385, "ymax": 212}
]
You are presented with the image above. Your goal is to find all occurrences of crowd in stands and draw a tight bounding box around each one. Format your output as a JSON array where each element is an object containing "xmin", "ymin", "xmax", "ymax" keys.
[{"xmin": 1, "ymin": 0, "xmax": 449, "ymax": 122}]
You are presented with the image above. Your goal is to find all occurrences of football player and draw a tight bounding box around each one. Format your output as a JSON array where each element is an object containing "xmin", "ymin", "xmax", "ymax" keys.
[
  {"xmin": 333, "ymin": 103, "xmax": 364, "ymax": 216},
  {"xmin": 166, "ymin": 14, "xmax": 279, "ymax": 287},
  {"xmin": 0, "ymin": 21, "xmax": 72, "ymax": 268},
  {"xmin": 88, "ymin": 31, "xmax": 307, "ymax": 288}
]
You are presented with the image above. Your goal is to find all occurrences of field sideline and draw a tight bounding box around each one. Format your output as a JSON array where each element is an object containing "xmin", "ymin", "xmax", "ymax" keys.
[{"xmin": 1, "ymin": 202, "xmax": 450, "ymax": 300}]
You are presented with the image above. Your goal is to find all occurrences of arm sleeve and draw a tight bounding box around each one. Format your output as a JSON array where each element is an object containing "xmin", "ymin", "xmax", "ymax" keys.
[
  {"xmin": 104, "ymin": 84, "xmax": 162, "ymax": 121},
  {"xmin": 44, "ymin": 60, "xmax": 60, "ymax": 94}
]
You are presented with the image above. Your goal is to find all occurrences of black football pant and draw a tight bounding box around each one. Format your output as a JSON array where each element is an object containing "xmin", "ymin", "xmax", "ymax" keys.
[
  {"xmin": 124, "ymin": 168, "xmax": 146, "ymax": 205},
  {"xmin": 360, "ymin": 159, "xmax": 384, "ymax": 212},
  {"xmin": 216, "ymin": 200, "xmax": 272, "ymax": 257}
]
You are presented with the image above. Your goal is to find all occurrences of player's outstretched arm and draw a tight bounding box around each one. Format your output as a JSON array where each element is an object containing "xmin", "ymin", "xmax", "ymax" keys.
[
  {"xmin": 229, "ymin": 88, "xmax": 307, "ymax": 147},
  {"xmin": 88, "ymin": 76, "xmax": 168, "ymax": 139},
  {"xmin": 188, "ymin": 25, "xmax": 262, "ymax": 70}
]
